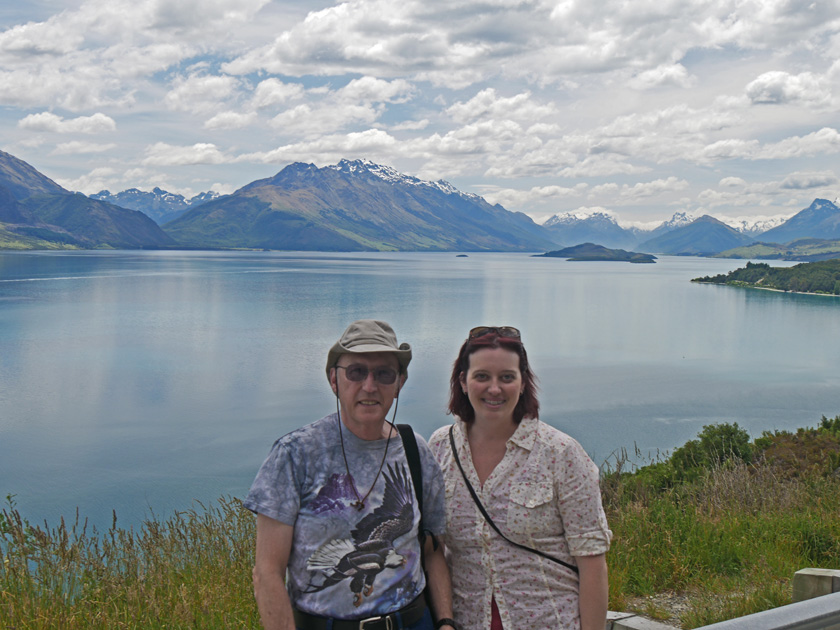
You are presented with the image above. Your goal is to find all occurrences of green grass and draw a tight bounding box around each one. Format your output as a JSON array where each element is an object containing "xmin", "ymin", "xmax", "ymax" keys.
[
  {"xmin": 604, "ymin": 467, "xmax": 840, "ymax": 626},
  {"xmin": 3, "ymin": 419, "xmax": 840, "ymax": 629}
]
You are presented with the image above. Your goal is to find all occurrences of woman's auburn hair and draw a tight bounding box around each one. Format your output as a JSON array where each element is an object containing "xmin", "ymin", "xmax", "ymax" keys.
[{"xmin": 447, "ymin": 332, "xmax": 539, "ymax": 425}]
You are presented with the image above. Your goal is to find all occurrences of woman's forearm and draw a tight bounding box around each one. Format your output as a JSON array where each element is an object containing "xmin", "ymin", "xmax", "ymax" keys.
[
  {"xmin": 577, "ymin": 554, "xmax": 609, "ymax": 630},
  {"xmin": 424, "ymin": 537, "xmax": 456, "ymax": 628}
]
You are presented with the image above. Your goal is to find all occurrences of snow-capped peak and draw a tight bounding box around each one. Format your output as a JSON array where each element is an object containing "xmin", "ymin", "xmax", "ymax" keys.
[
  {"xmin": 716, "ymin": 214, "xmax": 791, "ymax": 234},
  {"xmin": 329, "ymin": 159, "xmax": 480, "ymax": 201},
  {"xmin": 188, "ymin": 191, "xmax": 221, "ymax": 205},
  {"xmin": 659, "ymin": 211, "xmax": 697, "ymax": 229},
  {"xmin": 543, "ymin": 209, "xmax": 619, "ymax": 227}
]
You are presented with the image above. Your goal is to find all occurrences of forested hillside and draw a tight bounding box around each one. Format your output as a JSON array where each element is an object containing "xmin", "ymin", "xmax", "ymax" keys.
[{"xmin": 692, "ymin": 260, "xmax": 840, "ymax": 295}]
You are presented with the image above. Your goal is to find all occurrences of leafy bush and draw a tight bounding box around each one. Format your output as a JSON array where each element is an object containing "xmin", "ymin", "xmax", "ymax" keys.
[
  {"xmin": 616, "ymin": 422, "xmax": 755, "ymax": 491},
  {"xmin": 620, "ymin": 417, "xmax": 840, "ymax": 493},
  {"xmin": 753, "ymin": 422, "xmax": 840, "ymax": 479},
  {"xmin": 819, "ymin": 414, "xmax": 840, "ymax": 436},
  {"xmin": 685, "ymin": 422, "xmax": 753, "ymax": 467}
]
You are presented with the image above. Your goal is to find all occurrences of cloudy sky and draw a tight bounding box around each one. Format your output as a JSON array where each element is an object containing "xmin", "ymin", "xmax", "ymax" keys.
[{"xmin": 1, "ymin": 0, "xmax": 839, "ymax": 226}]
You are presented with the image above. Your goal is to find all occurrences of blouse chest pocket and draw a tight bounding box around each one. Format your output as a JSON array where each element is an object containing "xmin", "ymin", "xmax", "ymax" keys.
[{"xmin": 506, "ymin": 480, "xmax": 557, "ymax": 537}]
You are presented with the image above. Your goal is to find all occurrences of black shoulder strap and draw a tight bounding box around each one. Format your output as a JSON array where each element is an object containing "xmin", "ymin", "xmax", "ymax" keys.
[
  {"xmin": 398, "ymin": 424, "xmax": 437, "ymax": 612},
  {"xmin": 448, "ymin": 424, "xmax": 579, "ymax": 574},
  {"xmin": 397, "ymin": 423, "xmax": 423, "ymax": 518}
]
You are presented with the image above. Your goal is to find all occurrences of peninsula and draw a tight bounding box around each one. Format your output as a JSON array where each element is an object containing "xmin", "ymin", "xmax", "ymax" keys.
[
  {"xmin": 536, "ymin": 242, "xmax": 657, "ymax": 263},
  {"xmin": 692, "ymin": 259, "xmax": 840, "ymax": 295}
]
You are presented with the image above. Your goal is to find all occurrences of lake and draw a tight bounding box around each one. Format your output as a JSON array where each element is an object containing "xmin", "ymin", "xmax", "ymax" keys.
[{"xmin": 1, "ymin": 250, "xmax": 838, "ymax": 530}]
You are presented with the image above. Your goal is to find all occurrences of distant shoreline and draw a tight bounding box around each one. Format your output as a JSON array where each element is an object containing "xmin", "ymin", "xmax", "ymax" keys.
[{"xmin": 693, "ymin": 280, "xmax": 840, "ymax": 298}]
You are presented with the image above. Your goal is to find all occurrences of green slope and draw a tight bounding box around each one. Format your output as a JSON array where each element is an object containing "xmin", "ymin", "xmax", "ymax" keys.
[{"xmin": 692, "ymin": 259, "xmax": 840, "ymax": 295}]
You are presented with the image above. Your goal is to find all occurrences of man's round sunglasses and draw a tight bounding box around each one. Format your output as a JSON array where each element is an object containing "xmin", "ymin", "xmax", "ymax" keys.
[
  {"xmin": 468, "ymin": 326, "xmax": 521, "ymax": 339},
  {"xmin": 335, "ymin": 364, "xmax": 399, "ymax": 385}
]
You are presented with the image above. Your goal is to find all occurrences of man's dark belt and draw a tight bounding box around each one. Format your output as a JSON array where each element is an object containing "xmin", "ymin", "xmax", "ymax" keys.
[{"xmin": 292, "ymin": 594, "xmax": 427, "ymax": 630}]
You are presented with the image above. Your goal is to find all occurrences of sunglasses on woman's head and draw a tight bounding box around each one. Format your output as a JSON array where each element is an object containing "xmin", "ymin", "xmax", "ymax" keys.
[{"xmin": 468, "ymin": 326, "xmax": 521, "ymax": 339}]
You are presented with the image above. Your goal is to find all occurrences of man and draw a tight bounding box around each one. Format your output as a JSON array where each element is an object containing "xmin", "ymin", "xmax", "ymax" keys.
[{"xmin": 244, "ymin": 319, "xmax": 457, "ymax": 630}]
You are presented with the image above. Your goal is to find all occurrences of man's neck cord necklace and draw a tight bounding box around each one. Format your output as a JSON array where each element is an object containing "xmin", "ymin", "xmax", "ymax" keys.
[{"xmin": 335, "ymin": 385, "xmax": 400, "ymax": 511}]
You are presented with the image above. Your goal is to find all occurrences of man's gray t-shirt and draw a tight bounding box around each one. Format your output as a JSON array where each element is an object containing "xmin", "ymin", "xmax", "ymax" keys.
[{"xmin": 243, "ymin": 413, "xmax": 446, "ymax": 619}]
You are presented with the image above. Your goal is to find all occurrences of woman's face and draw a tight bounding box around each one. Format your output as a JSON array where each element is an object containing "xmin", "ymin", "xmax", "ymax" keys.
[{"xmin": 460, "ymin": 346, "xmax": 524, "ymax": 424}]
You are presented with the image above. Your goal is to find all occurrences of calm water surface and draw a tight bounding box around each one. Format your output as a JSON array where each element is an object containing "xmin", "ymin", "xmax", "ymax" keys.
[{"xmin": 1, "ymin": 250, "xmax": 838, "ymax": 529}]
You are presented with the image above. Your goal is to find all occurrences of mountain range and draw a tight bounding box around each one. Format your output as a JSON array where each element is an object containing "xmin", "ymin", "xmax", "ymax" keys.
[
  {"xmin": 637, "ymin": 199, "xmax": 840, "ymax": 257},
  {"xmin": 636, "ymin": 215, "xmax": 754, "ymax": 256},
  {"xmin": 1, "ymin": 148, "xmax": 839, "ymax": 255},
  {"xmin": 757, "ymin": 199, "xmax": 840, "ymax": 243},
  {"xmin": 540, "ymin": 200, "xmax": 840, "ymax": 257},
  {"xmin": 0, "ymin": 149, "xmax": 174, "ymax": 249},
  {"xmin": 91, "ymin": 188, "xmax": 220, "ymax": 225},
  {"xmin": 163, "ymin": 159, "xmax": 557, "ymax": 251},
  {"xmin": 542, "ymin": 211, "xmax": 642, "ymax": 249},
  {"xmin": 538, "ymin": 209, "xmax": 778, "ymax": 252}
]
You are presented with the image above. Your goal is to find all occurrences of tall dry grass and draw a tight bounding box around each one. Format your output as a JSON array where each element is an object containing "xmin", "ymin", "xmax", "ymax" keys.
[{"xmin": 1, "ymin": 496, "xmax": 259, "ymax": 629}]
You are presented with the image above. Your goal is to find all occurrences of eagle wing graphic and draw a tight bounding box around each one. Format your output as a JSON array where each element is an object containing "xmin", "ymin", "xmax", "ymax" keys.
[
  {"xmin": 352, "ymin": 463, "xmax": 415, "ymax": 545},
  {"xmin": 303, "ymin": 462, "xmax": 416, "ymax": 606}
]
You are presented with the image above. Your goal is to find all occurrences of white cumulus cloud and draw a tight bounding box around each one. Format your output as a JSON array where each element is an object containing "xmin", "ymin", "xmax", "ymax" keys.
[
  {"xmin": 757, "ymin": 127, "xmax": 840, "ymax": 159},
  {"xmin": 746, "ymin": 71, "xmax": 832, "ymax": 107},
  {"xmin": 629, "ymin": 64, "xmax": 696, "ymax": 89},
  {"xmin": 780, "ymin": 171, "xmax": 838, "ymax": 190},
  {"xmin": 142, "ymin": 142, "xmax": 227, "ymax": 165},
  {"xmin": 164, "ymin": 73, "xmax": 240, "ymax": 113},
  {"xmin": 51, "ymin": 141, "xmax": 118, "ymax": 154},
  {"xmin": 18, "ymin": 112, "xmax": 117, "ymax": 133},
  {"xmin": 251, "ymin": 78, "xmax": 305, "ymax": 109},
  {"xmin": 204, "ymin": 111, "xmax": 257, "ymax": 130}
]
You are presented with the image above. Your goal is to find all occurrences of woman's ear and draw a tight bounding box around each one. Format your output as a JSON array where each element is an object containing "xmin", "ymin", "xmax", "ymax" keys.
[{"xmin": 459, "ymin": 372, "xmax": 467, "ymax": 394}]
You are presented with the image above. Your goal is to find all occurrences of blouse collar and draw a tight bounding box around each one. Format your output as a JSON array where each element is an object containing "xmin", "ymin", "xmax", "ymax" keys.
[
  {"xmin": 454, "ymin": 416, "xmax": 539, "ymax": 451},
  {"xmin": 508, "ymin": 416, "xmax": 539, "ymax": 451}
]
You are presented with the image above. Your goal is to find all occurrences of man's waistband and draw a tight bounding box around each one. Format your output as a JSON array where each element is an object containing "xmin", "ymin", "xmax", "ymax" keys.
[{"xmin": 292, "ymin": 594, "xmax": 427, "ymax": 630}]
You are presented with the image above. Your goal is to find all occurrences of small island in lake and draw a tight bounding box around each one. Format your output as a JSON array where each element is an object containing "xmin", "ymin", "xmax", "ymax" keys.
[
  {"xmin": 692, "ymin": 259, "xmax": 840, "ymax": 295},
  {"xmin": 536, "ymin": 242, "xmax": 657, "ymax": 263}
]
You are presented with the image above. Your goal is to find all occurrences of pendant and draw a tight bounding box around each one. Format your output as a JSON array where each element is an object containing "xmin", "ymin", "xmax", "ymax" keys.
[{"xmin": 351, "ymin": 500, "xmax": 365, "ymax": 510}]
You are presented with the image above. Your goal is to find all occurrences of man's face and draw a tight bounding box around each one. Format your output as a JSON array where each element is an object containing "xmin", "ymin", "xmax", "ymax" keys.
[{"xmin": 330, "ymin": 352, "xmax": 404, "ymax": 437}]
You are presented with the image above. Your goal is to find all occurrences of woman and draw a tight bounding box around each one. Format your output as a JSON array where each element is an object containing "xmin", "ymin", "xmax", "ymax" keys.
[{"xmin": 429, "ymin": 326, "xmax": 611, "ymax": 630}]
